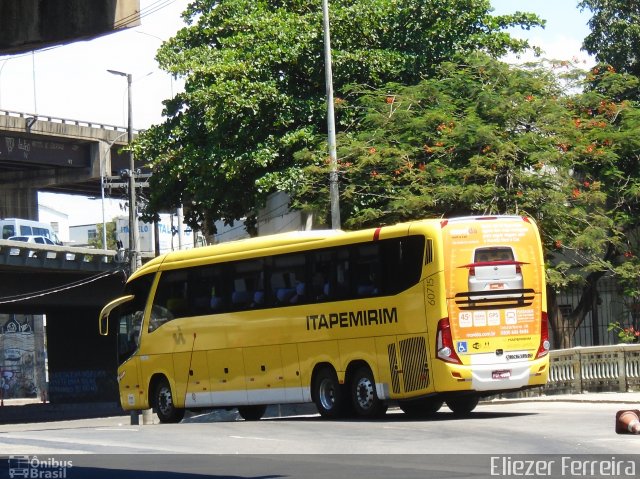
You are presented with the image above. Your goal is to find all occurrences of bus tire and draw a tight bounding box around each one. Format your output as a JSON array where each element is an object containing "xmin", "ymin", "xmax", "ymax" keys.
[
  {"xmin": 238, "ymin": 405, "xmax": 267, "ymax": 421},
  {"xmin": 153, "ymin": 377, "xmax": 185, "ymax": 424},
  {"xmin": 313, "ymin": 367, "xmax": 346, "ymax": 419},
  {"xmin": 350, "ymin": 366, "xmax": 386, "ymax": 418},
  {"xmin": 446, "ymin": 395, "xmax": 479, "ymax": 415},
  {"xmin": 399, "ymin": 398, "xmax": 443, "ymax": 418}
]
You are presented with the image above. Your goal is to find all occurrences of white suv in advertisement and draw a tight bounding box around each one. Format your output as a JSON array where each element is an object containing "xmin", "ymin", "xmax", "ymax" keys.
[{"xmin": 465, "ymin": 246, "xmax": 524, "ymax": 299}]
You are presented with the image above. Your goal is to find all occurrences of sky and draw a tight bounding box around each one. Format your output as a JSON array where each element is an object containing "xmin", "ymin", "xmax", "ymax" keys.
[
  {"xmin": 491, "ymin": 0, "xmax": 594, "ymax": 65},
  {"xmin": 0, "ymin": 0, "xmax": 191, "ymax": 226},
  {"xmin": 0, "ymin": 0, "xmax": 596, "ymax": 227}
]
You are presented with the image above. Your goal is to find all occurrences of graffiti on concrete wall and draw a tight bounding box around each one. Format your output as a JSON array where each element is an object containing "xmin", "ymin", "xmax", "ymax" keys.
[
  {"xmin": 48, "ymin": 370, "xmax": 115, "ymax": 403},
  {"xmin": 0, "ymin": 315, "xmax": 41, "ymax": 399}
]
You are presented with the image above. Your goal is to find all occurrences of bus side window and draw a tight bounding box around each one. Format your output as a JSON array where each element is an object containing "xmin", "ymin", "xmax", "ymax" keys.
[
  {"xmin": 310, "ymin": 251, "xmax": 333, "ymax": 301},
  {"xmin": 209, "ymin": 265, "xmax": 229, "ymax": 313},
  {"xmin": 310, "ymin": 271, "xmax": 327, "ymax": 301},
  {"xmin": 230, "ymin": 259, "xmax": 264, "ymax": 310},
  {"xmin": 355, "ymin": 266, "xmax": 378, "ymax": 296},
  {"xmin": 333, "ymin": 249, "xmax": 350, "ymax": 299},
  {"xmin": 272, "ymin": 272, "xmax": 294, "ymax": 304},
  {"xmin": 208, "ymin": 276, "xmax": 226, "ymax": 312},
  {"xmin": 379, "ymin": 236, "xmax": 425, "ymax": 295},
  {"xmin": 189, "ymin": 265, "xmax": 226, "ymax": 315},
  {"xmin": 352, "ymin": 244, "xmax": 380, "ymax": 297},
  {"xmin": 232, "ymin": 279, "xmax": 253, "ymax": 308},
  {"xmin": 270, "ymin": 253, "xmax": 307, "ymax": 305}
]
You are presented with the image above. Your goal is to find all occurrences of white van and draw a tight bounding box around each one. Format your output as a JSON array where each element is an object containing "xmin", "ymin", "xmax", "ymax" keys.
[{"xmin": 0, "ymin": 218, "xmax": 62, "ymax": 245}]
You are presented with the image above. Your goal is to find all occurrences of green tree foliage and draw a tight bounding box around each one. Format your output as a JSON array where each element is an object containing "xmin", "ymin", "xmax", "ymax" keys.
[
  {"xmin": 293, "ymin": 54, "xmax": 640, "ymax": 347},
  {"xmin": 88, "ymin": 222, "xmax": 118, "ymax": 250},
  {"xmin": 133, "ymin": 0, "xmax": 543, "ymax": 234},
  {"xmin": 580, "ymin": 0, "xmax": 640, "ymax": 77}
]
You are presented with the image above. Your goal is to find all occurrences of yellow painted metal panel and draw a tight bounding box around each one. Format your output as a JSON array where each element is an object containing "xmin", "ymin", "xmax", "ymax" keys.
[{"xmin": 207, "ymin": 348, "xmax": 247, "ymax": 404}]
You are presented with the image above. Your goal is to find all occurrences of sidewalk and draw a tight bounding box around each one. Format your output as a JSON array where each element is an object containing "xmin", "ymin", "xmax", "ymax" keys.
[
  {"xmin": 0, "ymin": 398, "xmax": 126, "ymax": 424},
  {"xmin": 487, "ymin": 391, "xmax": 640, "ymax": 405}
]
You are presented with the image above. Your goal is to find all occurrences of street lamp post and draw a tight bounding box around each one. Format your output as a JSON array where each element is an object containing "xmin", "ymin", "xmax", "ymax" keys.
[
  {"xmin": 322, "ymin": 0, "xmax": 341, "ymax": 230},
  {"xmin": 107, "ymin": 69, "xmax": 140, "ymax": 272}
]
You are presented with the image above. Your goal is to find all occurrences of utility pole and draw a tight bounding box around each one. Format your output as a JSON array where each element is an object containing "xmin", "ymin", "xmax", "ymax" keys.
[
  {"xmin": 107, "ymin": 69, "xmax": 140, "ymax": 272},
  {"xmin": 322, "ymin": 0, "xmax": 341, "ymax": 230}
]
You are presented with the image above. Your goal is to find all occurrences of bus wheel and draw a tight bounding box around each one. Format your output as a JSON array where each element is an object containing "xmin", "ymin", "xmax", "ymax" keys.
[
  {"xmin": 446, "ymin": 395, "xmax": 479, "ymax": 415},
  {"xmin": 153, "ymin": 377, "xmax": 185, "ymax": 424},
  {"xmin": 399, "ymin": 398, "xmax": 443, "ymax": 418},
  {"xmin": 313, "ymin": 367, "xmax": 346, "ymax": 419},
  {"xmin": 238, "ymin": 405, "xmax": 267, "ymax": 421},
  {"xmin": 350, "ymin": 366, "xmax": 386, "ymax": 418}
]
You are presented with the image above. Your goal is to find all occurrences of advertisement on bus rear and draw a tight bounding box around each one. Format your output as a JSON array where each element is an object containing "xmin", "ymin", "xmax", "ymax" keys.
[{"xmin": 442, "ymin": 218, "xmax": 544, "ymax": 356}]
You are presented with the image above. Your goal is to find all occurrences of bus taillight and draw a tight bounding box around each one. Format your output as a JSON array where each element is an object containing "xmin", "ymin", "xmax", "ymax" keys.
[
  {"xmin": 536, "ymin": 311, "xmax": 550, "ymax": 359},
  {"xmin": 436, "ymin": 317, "xmax": 462, "ymax": 364}
]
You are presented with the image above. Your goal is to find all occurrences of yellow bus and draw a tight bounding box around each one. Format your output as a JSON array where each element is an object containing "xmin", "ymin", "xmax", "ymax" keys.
[{"xmin": 99, "ymin": 215, "xmax": 549, "ymax": 422}]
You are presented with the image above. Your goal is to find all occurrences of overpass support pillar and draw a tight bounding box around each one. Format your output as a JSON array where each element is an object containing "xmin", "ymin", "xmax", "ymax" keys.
[
  {"xmin": 46, "ymin": 306, "xmax": 119, "ymax": 403},
  {"xmin": 0, "ymin": 188, "xmax": 38, "ymax": 220}
]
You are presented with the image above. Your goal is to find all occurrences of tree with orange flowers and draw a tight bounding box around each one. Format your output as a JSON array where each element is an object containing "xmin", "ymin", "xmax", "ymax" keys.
[
  {"xmin": 133, "ymin": 0, "xmax": 543, "ymax": 236},
  {"xmin": 292, "ymin": 54, "xmax": 640, "ymax": 348}
]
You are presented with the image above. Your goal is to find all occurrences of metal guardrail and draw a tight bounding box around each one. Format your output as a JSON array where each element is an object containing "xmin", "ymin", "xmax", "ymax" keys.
[{"xmin": 544, "ymin": 345, "xmax": 640, "ymax": 394}]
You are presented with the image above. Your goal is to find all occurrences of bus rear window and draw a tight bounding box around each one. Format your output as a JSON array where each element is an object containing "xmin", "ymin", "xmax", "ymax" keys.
[{"xmin": 473, "ymin": 247, "xmax": 515, "ymax": 263}]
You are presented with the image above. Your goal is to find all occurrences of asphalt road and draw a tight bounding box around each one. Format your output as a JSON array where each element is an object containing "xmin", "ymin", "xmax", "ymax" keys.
[{"xmin": 0, "ymin": 398, "xmax": 638, "ymax": 478}]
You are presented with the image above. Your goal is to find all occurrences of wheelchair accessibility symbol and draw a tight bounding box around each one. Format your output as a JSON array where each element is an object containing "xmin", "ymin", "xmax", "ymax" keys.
[{"xmin": 457, "ymin": 341, "xmax": 468, "ymax": 353}]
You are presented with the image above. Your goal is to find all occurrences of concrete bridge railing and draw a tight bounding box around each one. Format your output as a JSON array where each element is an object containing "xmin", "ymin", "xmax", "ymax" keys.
[
  {"xmin": 1, "ymin": 108, "xmax": 129, "ymax": 133},
  {"xmin": 539, "ymin": 345, "xmax": 640, "ymax": 395},
  {"xmin": 0, "ymin": 239, "xmax": 156, "ymax": 272}
]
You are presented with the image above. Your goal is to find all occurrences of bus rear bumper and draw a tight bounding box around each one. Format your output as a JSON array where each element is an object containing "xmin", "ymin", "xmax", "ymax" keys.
[{"xmin": 433, "ymin": 356, "xmax": 549, "ymax": 393}]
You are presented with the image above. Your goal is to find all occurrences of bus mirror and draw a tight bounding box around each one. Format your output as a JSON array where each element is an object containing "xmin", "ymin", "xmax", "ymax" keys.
[
  {"xmin": 99, "ymin": 311, "xmax": 109, "ymax": 336},
  {"xmin": 98, "ymin": 295, "xmax": 135, "ymax": 336}
]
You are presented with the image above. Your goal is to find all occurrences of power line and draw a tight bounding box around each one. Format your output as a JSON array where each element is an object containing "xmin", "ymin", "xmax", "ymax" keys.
[
  {"xmin": 115, "ymin": 0, "xmax": 177, "ymax": 29},
  {"xmin": 0, "ymin": 269, "xmax": 126, "ymax": 305}
]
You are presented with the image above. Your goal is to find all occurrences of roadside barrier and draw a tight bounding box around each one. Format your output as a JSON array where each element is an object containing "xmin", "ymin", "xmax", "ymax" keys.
[{"xmin": 545, "ymin": 344, "xmax": 640, "ymax": 394}]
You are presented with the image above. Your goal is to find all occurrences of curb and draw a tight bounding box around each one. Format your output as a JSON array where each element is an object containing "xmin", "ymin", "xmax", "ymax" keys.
[
  {"xmin": 0, "ymin": 402, "xmax": 126, "ymax": 425},
  {"xmin": 485, "ymin": 395, "xmax": 640, "ymax": 405}
]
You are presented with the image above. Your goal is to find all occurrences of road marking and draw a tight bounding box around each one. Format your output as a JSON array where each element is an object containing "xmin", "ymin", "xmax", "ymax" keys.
[
  {"xmin": 94, "ymin": 428, "xmax": 139, "ymax": 431},
  {"xmin": 229, "ymin": 435, "xmax": 278, "ymax": 441}
]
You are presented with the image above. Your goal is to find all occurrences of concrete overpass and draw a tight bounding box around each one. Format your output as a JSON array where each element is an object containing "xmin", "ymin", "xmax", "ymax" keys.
[
  {"xmin": 0, "ymin": 0, "xmax": 148, "ymax": 408},
  {"xmin": 0, "ymin": 108, "xmax": 140, "ymax": 219},
  {"xmin": 0, "ymin": 110, "xmax": 147, "ymax": 405},
  {"xmin": 0, "ymin": 0, "xmax": 141, "ymax": 54},
  {"xmin": 0, "ymin": 238, "xmax": 128, "ymax": 314},
  {"xmin": 0, "ymin": 238, "xmax": 131, "ymax": 404}
]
